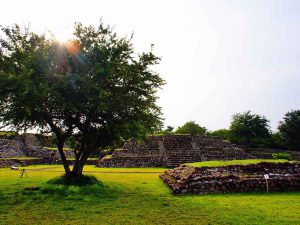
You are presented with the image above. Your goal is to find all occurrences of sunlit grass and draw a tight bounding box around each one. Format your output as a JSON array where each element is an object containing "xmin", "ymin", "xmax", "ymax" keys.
[
  {"xmin": 0, "ymin": 157, "xmax": 39, "ymax": 160},
  {"xmin": 43, "ymin": 147, "xmax": 72, "ymax": 151},
  {"xmin": 186, "ymin": 159, "xmax": 291, "ymax": 167},
  {"xmin": 66, "ymin": 157, "xmax": 99, "ymax": 161},
  {"xmin": 0, "ymin": 160, "xmax": 299, "ymax": 224}
]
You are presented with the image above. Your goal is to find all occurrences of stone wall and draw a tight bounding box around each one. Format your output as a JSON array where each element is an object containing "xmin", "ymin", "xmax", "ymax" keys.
[
  {"xmin": 0, "ymin": 158, "xmax": 44, "ymax": 168},
  {"xmin": 0, "ymin": 133, "xmax": 74, "ymax": 160},
  {"xmin": 160, "ymin": 162, "xmax": 300, "ymax": 194},
  {"xmin": 243, "ymin": 148, "xmax": 300, "ymax": 160},
  {"xmin": 98, "ymin": 156, "xmax": 163, "ymax": 168}
]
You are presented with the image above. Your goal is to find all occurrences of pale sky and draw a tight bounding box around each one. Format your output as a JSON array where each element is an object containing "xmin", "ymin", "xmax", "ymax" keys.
[{"xmin": 1, "ymin": 0, "xmax": 300, "ymax": 131}]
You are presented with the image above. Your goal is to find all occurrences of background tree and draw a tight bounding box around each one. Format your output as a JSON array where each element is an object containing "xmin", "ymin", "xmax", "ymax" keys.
[
  {"xmin": 175, "ymin": 121, "xmax": 207, "ymax": 135},
  {"xmin": 229, "ymin": 111, "xmax": 271, "ymax": 147},
  {"xmin": 270, "ymin": 132, "xmax": 285, "ymax": 149},
  {"xmin": 210, "ymin": 129, "xmax": 230, "ymax": 140},
  {"xmin": 156, "ymin": 125, "xmax": 174, "ymax": 135},
  {"xmin": 278, "ymin": 110, "xmax": 300, "ymax": 151},
  {"xmin": 0, "ymin": 22, "xmax": 165, "ymax": 177}
]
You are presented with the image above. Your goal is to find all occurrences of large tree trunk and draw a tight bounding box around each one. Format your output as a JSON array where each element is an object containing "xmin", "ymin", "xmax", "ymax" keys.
[
  {"xmin": 57, "ymin": 138, "xmax": 71, "ymax": 176},
  {"xmin": 71, "ymin": 152, "xmax": 89, "ymax": 177}
]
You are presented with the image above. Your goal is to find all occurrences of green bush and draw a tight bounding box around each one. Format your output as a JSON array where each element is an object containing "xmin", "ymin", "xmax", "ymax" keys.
[
  {"xmin": 272, "ymin": 153, "xmax": 292, "ymax": 161},
  {"xmin": 175, "ymin": 121, "xmax": 207, "ymax": 135}
]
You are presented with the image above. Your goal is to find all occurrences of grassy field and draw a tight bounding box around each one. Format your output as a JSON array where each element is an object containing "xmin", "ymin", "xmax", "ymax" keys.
[
  {"xmin": 0, "ymin": 157, "xmax": 39, "ymax": 160},
  {"xmin": 44, "ymin": 147, "xmax": 72, "ymax": 151},
  {"xmin": 0, "ymin": 160, "xmax": 299, "ymax": 225},
  {"xmin": 186, "ymin": 159, "xmax": 290, "ymax": 167}
]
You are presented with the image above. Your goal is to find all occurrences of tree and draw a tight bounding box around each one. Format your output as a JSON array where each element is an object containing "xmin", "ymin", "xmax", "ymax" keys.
[
  {"xmin": 156, "ymin": 125, "xmax": 174, "ymax": 134},
  {"xmin": 229, "ymin": 111, "xmax": 271, "ymax": 147},
  {"xmin": 210, "ymin": 129, "xmax": 230, "ymax": 140},
  {"xmin": 270, "ymin": 132, "xmax": 285, "ymax": 149},
  {"xmin": 0, "ymin": 22, "xmax": 165, "ymax": 177},
  {"xmin": 175, "ymin": 121, "xmax": 207, "ymax": 135},
  {"xmin": 278, "ymin": 110, "xmax": 300, "ymax": 151}
]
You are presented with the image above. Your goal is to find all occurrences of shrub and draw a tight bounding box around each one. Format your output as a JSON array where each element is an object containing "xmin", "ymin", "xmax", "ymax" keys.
[{"xmin": 272, "ymin": 153, "xmax": 292, "ymax": 161}]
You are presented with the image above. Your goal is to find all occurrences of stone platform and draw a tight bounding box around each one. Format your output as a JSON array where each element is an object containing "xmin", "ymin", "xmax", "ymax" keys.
[
  {"xmin": 160, "ymin": 162, "xmax": 300, "ymax": 194},
  {"xmin": 97, "ymin": 135, "xmax": 254, "ymax": 168}
]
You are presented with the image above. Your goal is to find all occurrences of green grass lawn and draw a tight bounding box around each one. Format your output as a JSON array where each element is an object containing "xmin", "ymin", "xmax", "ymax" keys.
[
  {"xmin": 0, "ymin": 157, "xmax": 39, "ymax": 160},
  {"xmin": 66, "ymin": 157, "xmax": 99, "ymax": 161},
  {"xmin": 186, "ymin": 159, "xmax": 291, "ymax": 167},
  {"xmin": 0, "ymin": 160, "xmax": 299, "ymax": 225},
  {"xmin": 44, "ymin": 147, "xmax": 72, "ymax": 151}
]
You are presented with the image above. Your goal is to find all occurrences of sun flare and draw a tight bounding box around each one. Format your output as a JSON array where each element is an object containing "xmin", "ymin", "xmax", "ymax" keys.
[{"xmin": 54, "ymin": 28, "xmax": 72, "ymax": 43}]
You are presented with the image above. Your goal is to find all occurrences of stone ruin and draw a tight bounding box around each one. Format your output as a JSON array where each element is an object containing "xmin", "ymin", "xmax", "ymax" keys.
[
  {"xmin": 98, "ymin": 134, "xmax": 300, "ymax": 168},
  {"xmin": 160, "ymin": 162, "xmax": 300, "ymax": 194},
  {"xmin": 97, "ymin": 134, "xmax": 254, "ymax": 168},
  {"xmin": 0, "ymin": 133, "xmax": 74, "ymax": 167}
]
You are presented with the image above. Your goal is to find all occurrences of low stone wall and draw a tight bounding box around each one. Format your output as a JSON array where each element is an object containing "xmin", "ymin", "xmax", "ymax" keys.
[
  {"xmin": 160, "ymin": 162, "xmax": 300, "ymax": 194},
  {"xmin": 0, "ymin": 158, "xmax": 44, "ymax": 168},
  {"xmin": 0, "ymin": 158, "xmax": 97, "ymax": 168},
  {"xmin": 244, "ymin": 148, "xmax": 300, "ymax": 160},
  {"xmin": 28, "ymin": 148, "xmax": 74, "ymax": 159},
  {"xmin": 57, "ymin": 159, "xmax": 98, "ymax": 165},
  {"xmin": 97, "ymin": 156, "xmax": 164, "ymax": 168}
]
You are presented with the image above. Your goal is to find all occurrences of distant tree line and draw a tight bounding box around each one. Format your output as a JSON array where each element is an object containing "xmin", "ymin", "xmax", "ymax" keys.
[{"xmin": 159, "ymin": 110, "xmax": 300, "ymax": 151}]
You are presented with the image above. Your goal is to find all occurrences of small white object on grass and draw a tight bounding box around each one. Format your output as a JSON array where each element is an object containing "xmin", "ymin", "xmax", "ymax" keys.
[{"xmin": 11, "ymin": 166, "xmax": 19, "ymax": 170}]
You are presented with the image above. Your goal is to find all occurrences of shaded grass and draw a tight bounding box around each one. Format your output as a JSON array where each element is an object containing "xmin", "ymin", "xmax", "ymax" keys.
[
  {"xmin": 47, "ymin": 174, "xmax": 101, "ymax": 186},
  {"xmin": 0, "ymin": 162, "xmax": 299, "ymax": 225}
]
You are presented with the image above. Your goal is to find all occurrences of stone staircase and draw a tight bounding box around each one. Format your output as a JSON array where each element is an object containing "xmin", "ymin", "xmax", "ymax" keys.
[
  {"xmin": 161, "ymin": 135, "xmax": 198, "ymax": 167},
  {"xmin": 161, "ymin": 135, "xmax": 253, "ymax": 167}
]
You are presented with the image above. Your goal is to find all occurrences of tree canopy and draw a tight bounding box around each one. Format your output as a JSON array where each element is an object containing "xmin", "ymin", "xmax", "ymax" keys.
[
  {"xmin": 175, "ymin": 121, "xmax": 207, "ymax": 135},
  {"xmin": 278, "ymin": 110, "xmax": 300, "ymax": 151},
  {"xmin": 0, "ymin": 22, "xmax": 165, "ymax": 177},
  {"xmin": 156, "ymin": 125, "xmax": 174, "ymax": 135},
  {"xmin": 229, "ymin": 111, "xmax": 271, "ymax": 147},
  {"xmin": 210, "ymin": 129, "xmax": 230, "ymax": 140}
]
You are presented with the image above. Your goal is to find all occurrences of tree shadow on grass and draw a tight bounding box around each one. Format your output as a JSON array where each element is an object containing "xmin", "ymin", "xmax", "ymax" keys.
[
  {"xmin": 0, "ymin": 190, "xmax": 9, "ymax": 214},
  {"xmin": 22, "ymin": 175, "xmax": 123, "ymax": 201}
]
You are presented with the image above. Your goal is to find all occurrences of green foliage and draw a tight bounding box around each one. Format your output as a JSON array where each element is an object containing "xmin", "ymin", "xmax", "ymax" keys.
[
  {"xmin": 270, "ymin": 132, "xmax": 285, "ymax": 149},
  {"xmin": 229, "ymin": 111, "xmax": 271, "ymax": 147},
  {"xmin": 278, "ymin": 110, "xmax": 300, "ymax": 151},
  {"xmin": 175, "ymin": 121, "xmax": 207, "ymax": 135},
  {"xmin": 47, "ymin": 174, "xmax": 101, "ymax": 186},
  {"xmin": 156, "ymin": 125, "xmax": 174, "ymax": 135},
  {"xmin": 272, "ymin": 153, "xmax": 292, "ymax": 161},
  {"xmin": 0, "ymin": 22, "xmax": 165, "ymax": 176},
  {"xmin": 210, "ymin": 129, "xmax": 230, "ymax": 139}
]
